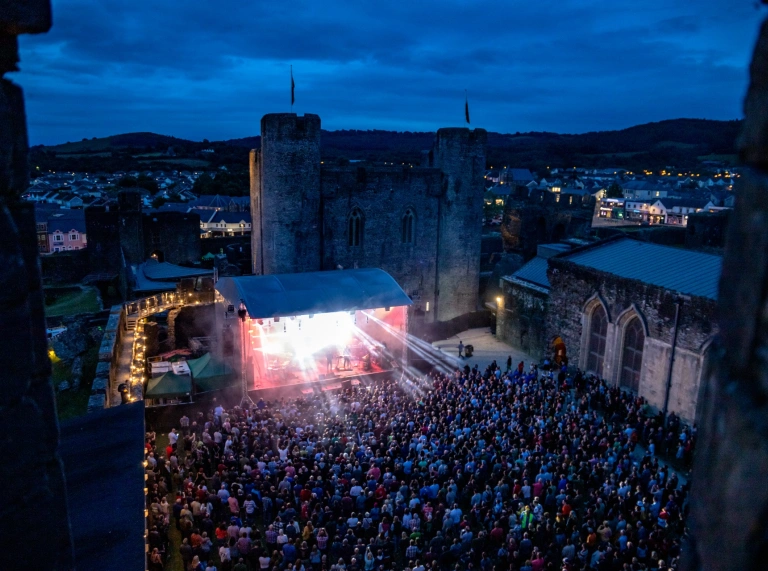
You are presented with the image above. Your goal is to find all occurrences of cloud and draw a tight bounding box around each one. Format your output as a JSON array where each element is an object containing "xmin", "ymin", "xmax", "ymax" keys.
[{"xmin": 11, "ymin": 0, "xmax": 765, "ymax": 144}]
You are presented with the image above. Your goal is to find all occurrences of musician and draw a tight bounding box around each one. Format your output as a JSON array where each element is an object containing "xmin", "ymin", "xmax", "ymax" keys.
[
  {"xmin": 325, "ymin": 348, "xmax": 335, "ymax": 374},
  {"xmin": 342, "ymin": 346, "xmax": 352, "ymax": 369}
]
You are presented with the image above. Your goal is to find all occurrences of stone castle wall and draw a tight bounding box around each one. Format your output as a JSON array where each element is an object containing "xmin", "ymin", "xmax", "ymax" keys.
[
  {"xmin": 256, "ymin": 113, "xmax": 322, "ymax": 275},
  {"xmin": 430, "ymin": 127, "xmax": 488, "ymax": 321},
  {"xmin": 250, "ymin": 113, "xmax": 488, "ymax": 322},
  {"xmin": 547, "ymin": 258, "xmax": 716, "ymax": 421},
  {"xmin": 142, "ymin": 210, "xmax": 201, "ymax": 265},
  {"xmin": 320, "ymin": 165, "xmax": 442, "ymax": 311},
  {"xmin": 497, "ymin": 278, "xmax": 549, "ymax": 359}
]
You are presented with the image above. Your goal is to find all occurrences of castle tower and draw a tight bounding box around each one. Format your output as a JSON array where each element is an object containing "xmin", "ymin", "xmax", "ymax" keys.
[
  {"xmin": 431, "ymin": 127, "xmax": 488, "ymax": 321},
  {"xmin": 251, "ymin": 113, "xmax": 322, "ymax": 275},
  {"xmin": 117, "ymin": 189, "xmax": 145, "ymax": 265}
]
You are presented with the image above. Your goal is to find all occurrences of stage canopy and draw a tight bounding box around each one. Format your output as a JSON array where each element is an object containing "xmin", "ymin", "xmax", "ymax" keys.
[
  {"xmin": 187, "ymin": 353, "xmax": 236, "ymax": 393},
  {"xmin": 145, "ymin": 371, "xmax": 191, "ymax": 398},
  {"xmin": 215, "ymin": 268, "xmax": 412, "ymax": 319}
]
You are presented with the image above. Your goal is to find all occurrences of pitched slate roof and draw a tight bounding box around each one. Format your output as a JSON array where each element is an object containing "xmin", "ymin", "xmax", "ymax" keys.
[
  {"xmin": 142, "ymin": 261, "xmax": 213, "ymax": 281},
  {"xmin": 210, "ymin": 211, "xmax": 252, "ymax": 224},
  {"xmin": 509, "ymin": 257, "xmax": 550, "ymax": 289},
  {"xmin": 47, "ymin": 211, "xmax": 87, "ymax": 233},
  {"xmin": 562, "ymin": 238, "xmax": 722, "ymax": 300},
  {"xmin": 507, "ymin": 168, "xmax": 535, "ymax": 182}
]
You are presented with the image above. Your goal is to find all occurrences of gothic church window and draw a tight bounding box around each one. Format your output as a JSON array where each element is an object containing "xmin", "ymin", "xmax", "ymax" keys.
[
  {"xmin": 348, "ymin": 208, "xmax": 363, "ymax": 247},
  {"xmin": 620, "ymin": 317, "xmax": 645, "ymax": 393},
  {"xmin": 402, "ymin": 208, "xmax": 415, "ymax": 244},
  {"xmin": 586, "ymin": 304, "xmax": 607, "ymax": 377}
]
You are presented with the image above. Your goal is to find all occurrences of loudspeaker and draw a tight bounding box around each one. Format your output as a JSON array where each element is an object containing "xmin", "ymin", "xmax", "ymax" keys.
[{"xmin": 341, "ymin": 379, "xmax": 353, "ymax": 391}]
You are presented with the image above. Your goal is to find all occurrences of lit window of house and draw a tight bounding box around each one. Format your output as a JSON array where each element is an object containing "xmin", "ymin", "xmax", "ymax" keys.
[{"xmin": 70, "ymin": 233, "xmax": 78, "ymax": 241}]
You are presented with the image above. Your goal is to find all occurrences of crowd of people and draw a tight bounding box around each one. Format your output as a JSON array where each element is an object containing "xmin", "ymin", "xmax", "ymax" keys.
[{"xmin": 144, "ymin": 360, "xmax": 694, "ymax": 571}]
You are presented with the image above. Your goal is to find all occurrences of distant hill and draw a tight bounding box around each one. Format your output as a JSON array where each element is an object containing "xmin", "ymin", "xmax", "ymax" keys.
[
  {"xmin": 222, "ymin": 118, "xmax": 741, "ymax": 169},
  {"xmin": 34, "ymin": 118, "xmax": 741, "ymax": 175},
  {"xmin": 38, "ymin": 132, "xmax": 196, "ymax": 154}
]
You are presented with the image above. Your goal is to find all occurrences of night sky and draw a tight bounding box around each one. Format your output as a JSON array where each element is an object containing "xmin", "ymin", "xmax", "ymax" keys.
[{"xmin": 13, "ymin": 0, "xmax": 765, "ymax": 145}]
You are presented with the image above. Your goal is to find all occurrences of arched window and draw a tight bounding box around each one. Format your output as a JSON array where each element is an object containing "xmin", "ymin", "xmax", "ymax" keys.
[
  {"xmin": 620, "ymin": 317, "xmax": 645, "ymax": 392},
  {"xmin": 402, "ymin": 208, "xmax": 415, "ymax": 244},
  {"xmin": 586, "ymin": 304, "xmax": 607, "ymax": 377},
  {"xmin": 348, "ymin": 208, "xmax": 363, "ymax": 247}
]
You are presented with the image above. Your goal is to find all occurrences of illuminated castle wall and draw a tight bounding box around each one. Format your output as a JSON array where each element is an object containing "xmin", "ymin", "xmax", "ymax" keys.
[{"xmin": 250, "ymin": 113, "xmax": 487, "ymax": 323}]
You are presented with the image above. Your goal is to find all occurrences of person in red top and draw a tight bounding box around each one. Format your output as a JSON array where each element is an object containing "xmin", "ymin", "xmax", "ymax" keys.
[
  {"xmin": 561, "ymin": 500, "xmax": 572, "ymax": 517},
  {"xmin": 374, "ymin": 485, "xmax": 387, "ymax": 501},
  {"xmin": 487, "ymin": 521, "xmax": 503, "ymax": 543},
  {"xmin": 532, "ymin": 480, "xmax": 544, "ymax": 500},
  {"xmin": 367, "ymin": 465, "xmax": 381, "ymax": 480}
]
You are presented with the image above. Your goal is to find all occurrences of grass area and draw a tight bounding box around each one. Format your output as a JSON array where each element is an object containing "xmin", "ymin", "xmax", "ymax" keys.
[
  {"xmin": 55, "ymin": 151, "xmax": 112, "ymax": 158},
  {"xmin": 45, "ymin": 287, "xmax": 101, "ymax": 317},
  {"xmin": 653, "ymin": 141, "xmax": 699, "ymax": 150},
  {"xmin": 580, "ymin": 151, "xmax": 641, "ymax": 158},
  {"xmin": 53, "ymin": 346, "xmax": 100, "ymax": 421},
  {"xmin": 138, "ymin": 158, "xmax": 210, "ymax": 167},
  {"xmin": 697, "ymin": 153, "xmax": 739, "ymax": 165}
]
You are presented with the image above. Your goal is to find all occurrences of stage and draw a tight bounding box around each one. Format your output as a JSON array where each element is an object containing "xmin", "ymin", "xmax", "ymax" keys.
[
  {"xmin": 214, "ymin": 268, "xmax": 412, "ymax": 398},
  {"xmin": 253, "ymin": 348, "xmax": 392, "ymax": 390}
]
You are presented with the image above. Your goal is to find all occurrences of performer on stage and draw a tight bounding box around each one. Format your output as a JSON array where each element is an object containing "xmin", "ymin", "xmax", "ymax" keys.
[
  {"xmin": 325, "ymin": 348, "xmax": 335, "ymax": 374},
  {"xmin": 342, "ymin": 346, "xmax": 351, "ymax": 369}
]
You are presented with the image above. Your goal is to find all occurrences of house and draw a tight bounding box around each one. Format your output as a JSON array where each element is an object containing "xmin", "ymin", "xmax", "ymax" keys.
[
  {"xmin": 46, "ymin": 210, "xmax": 87, "ymax": 253},
  {"xmin": 597, "ymin": 198, "xmax": 625, "ymax": 219},
  {"xmin": 653, "ymin": 198, "xmax": 710, "ymax": 226},
  {"xmin": 624, "ymin": 199, "xmax": 655, "ymax": 223},
  {"xmin": 501, "ymin": 168, "xmax": 535, "ymax": 186},
  {"xmin": 621, "ymin": 180, "xmax": 669, "ymax": 200},
  {"xmin": 198, "ymin": 210, "xmax": 252, "ymax": 237},
  {"xmin": 486, "ymin": 184, "xmax": 512, "ymax": 205}
]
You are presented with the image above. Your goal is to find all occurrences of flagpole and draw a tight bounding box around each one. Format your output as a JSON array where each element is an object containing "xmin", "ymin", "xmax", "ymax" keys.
[{"xmin": 291, "ymin": 65, "xmax": 293, "ymax": 113}]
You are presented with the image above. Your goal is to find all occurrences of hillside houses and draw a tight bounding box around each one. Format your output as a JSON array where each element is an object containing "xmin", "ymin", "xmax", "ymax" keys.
[
  {"xmin": 24, "ymin": 167, "xmax": 254, "ymax": 254},
  {"xmin": 484, "ymin": 164, "xmax": 737, "ymax": 229}
]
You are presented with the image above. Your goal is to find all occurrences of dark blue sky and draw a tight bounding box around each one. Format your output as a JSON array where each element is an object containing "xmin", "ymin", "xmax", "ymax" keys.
[{"xmin": 13, "ymin": 0, "xmax": 765, "ymax": 145}]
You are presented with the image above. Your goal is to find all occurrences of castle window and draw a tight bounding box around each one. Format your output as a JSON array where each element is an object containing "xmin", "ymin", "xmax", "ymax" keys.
[
  {"xmin": 620, "ymin": 317, "xmax": 644, "ymax": 393},
  {"xmin": 586, "ymin": 304, "xmax": 607, "ymax": 377},
  {"xmin": 401, "ymin": 208, "xmax": 415, "ymax": 244},
  {"xmin": 348, "ymin": 208, "xmax": 363, "ymax": 247}
]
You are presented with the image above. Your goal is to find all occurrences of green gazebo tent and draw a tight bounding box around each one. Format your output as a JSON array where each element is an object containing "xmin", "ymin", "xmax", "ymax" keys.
[
  {"xmin": 188, "ymin": 353, "xmax": 236, "ymax": 393},
  {"xmin": 145, "ymin": 371, "xmax": 192, "ymax": 398}
]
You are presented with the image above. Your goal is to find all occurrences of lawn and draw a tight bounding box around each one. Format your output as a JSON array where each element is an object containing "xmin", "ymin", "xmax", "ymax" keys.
[
  {"xmin": 53, "ymin": 346, "xmax": 100, "ymax": 421},
  {"xmin": 45, "ymin": 287, "xmax": 101, "ymax": 317},
  {"xmin": 138, "ymin": 158, "xmax": 210, "ymax": 168}
]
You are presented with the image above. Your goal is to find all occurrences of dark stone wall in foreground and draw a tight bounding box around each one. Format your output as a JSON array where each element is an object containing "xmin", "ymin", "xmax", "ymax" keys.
[
  {"xmin": 0, "ymin": 1, "xmax": 75, "ymax": 568},
  {"xmin": 683, "ymin": 12, "xmax": 768, "ymax": 571}
]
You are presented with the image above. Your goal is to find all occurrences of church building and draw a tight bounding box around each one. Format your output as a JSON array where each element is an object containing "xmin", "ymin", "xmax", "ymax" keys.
[{"xmin": 498, "ymin": 236, "xmax": 721, "ymax": 422}]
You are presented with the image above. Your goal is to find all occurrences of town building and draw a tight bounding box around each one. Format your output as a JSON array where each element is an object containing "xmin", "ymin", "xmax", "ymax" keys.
[
  {"xmin": 35, "ymin": 206, "xmax": 87, "ymax": 254},
  {"xmin": 194, "ymin": 209, "xmax": 252, "ymax": 237}
]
